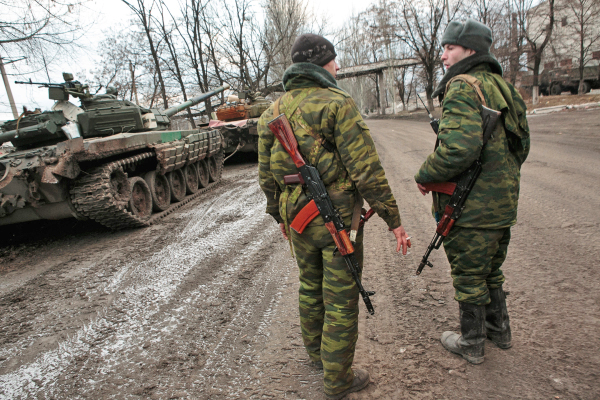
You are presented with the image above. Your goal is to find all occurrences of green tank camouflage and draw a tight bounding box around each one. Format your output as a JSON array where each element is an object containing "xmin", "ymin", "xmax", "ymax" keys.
[
  {"xmin": 291, "ymin": 216, "xmax": 364, "ymax": 395},
  {"xmin": 414, "ymin": 63, "xmax": 530, "ymax": 229},
  {"xmin": 443, "ymin": 226, "xmax": 511, "ymax": 305}
]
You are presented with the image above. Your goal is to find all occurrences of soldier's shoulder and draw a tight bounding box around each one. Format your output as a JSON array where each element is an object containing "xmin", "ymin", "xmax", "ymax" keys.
[{"xmin": 327, "ymin": 87, "xmax": 351, "ymax": 98}]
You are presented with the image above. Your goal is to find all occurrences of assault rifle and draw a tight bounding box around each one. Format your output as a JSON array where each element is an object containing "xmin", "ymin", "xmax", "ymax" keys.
[
  {"xmin": 416, "ymin": 105, "xmax": 502, "ymax": 275},
  {"xmin": 268, "ymin": 114, "xmax": 377, "ymax": 315},
  {"xmin": 417, "ymin": 93, "xmax": 439, "ymax": 134}
]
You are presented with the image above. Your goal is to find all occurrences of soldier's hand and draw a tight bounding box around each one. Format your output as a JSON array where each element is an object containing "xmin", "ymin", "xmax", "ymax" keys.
[
  {"xmin": 279, "ymin": 223, "xmax": 288, "ymax": 240},
  {"xmin": 417, "ymin": 183, "xmax": 430, "ymax": 195},
  {"xmin": 392, "ymin": 225, "xmax": 411, "ymax": 255}
]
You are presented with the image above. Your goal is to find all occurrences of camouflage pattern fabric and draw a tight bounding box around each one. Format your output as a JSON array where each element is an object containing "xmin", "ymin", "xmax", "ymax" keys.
[
  {"xmin": 258, "ymin": 72, "xmax": 401, "ymax": 231},
  {"xmin": 415, "ymin": 63, "xmax": 530, "ymax": 229},
  {"xmin": 291, "ymin": 216, "xmax": 364, "ymax": 395},
  {"xmin": 258, "ymin": 64, "xmax": 401, "ymax": 396},
  {"xmin": 443, "ymin": 227, "xmax": 510, "ymax": 305}
]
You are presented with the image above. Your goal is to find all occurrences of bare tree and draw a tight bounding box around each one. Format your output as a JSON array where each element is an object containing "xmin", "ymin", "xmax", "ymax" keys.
[
  {"xmin": 393, "ymin": 0, "xmax": 456, "ymax": 110},
  {"xmin": 91, "ymin": 30, "xmax": 157, "ymax": 105},
  {"xmin": 564, "ymin": 0, "xmax": 600, "ymax": 93},
  {"xmin": 156, "ymin": 2, "xmax": 196, "ymax": 127},
  {"xmin": 523, "ymin": 0, "xmax": 555, "ymax": 103},
  {"xmin": 263, "ymin": 0, "xmax": 311, "ymax": 81},
  {"xmin": 0, "ymin": 0, "xmax": 90, "ymax": 117},
  {"xmin": 0, "ymin": 0, "xmax": 89, "ymax": 71},
  {"xmin": 122, "ymin": 0, "xmax": 169, "ymax": 108}
]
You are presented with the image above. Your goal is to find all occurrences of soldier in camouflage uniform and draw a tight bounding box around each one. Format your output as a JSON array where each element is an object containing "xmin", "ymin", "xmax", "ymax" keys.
[
  {"xmin": 415, "ymin": 20, "xmax": 530, "ymax": 364},
  {"xmin": 258, "ymin": 34, "xmax": 411, "ymax": 399}
]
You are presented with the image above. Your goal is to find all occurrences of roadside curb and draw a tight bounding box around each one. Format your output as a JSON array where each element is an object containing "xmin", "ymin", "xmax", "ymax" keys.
[{"xmin": 528, "ymin": 102, "xmax": 600, "ymax": 115}]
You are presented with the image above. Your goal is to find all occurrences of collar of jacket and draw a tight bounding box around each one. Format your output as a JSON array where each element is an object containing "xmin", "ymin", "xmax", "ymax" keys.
[
  {"xmin": 433, "ymin": 52, "xmax": 503, "ymax": 98},
  {"xmin": 282, "ymin": 62, "xmax": 343, "ymax": 92}
]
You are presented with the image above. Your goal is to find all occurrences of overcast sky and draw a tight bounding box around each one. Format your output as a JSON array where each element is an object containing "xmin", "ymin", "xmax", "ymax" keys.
[{"xmin": 0, "ymin": 0, "xmax": 371, "ymax": 120}]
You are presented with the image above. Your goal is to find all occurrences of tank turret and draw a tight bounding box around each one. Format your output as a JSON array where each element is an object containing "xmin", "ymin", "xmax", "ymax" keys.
[
  {"xmin": 1, "ymin": 73, "xmax": 229, "ymax": 149},
  {"xmin": 215, "ymin": 90, "xmax": 270, "ymax": 121},
  {"xmin": 209, "ymin": 90, "xmax": 271, "ymax": 155}
]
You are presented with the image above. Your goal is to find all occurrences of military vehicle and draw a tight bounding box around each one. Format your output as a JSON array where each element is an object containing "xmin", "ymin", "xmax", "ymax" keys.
[
  {"xmin": 521, "ymin": 65, "xmax": 600, "ymax": 95},
  {"xmin": 0, "ymin": 73, "xmax": 229, "ymax": 229},
  {"xmin": 208, "ymin": 90, "xmax": 271, "ymax": 154}
]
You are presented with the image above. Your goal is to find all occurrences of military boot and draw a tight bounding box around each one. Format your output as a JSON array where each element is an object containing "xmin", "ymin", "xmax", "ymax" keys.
[
  {"xmin": 485, "ymin": 287, "xmax": 512, "ymax": 349},
  {"xmin": 441, "ymin": 302, "xmax": 486, "ymax": 364},
  {"xmin": 324, "ymin": 369, "xmax": 370, "ymax": 399}
]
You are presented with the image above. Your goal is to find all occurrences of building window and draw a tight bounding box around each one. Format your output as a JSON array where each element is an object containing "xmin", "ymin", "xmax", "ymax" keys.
[
  {"xmin": 562, "ymin": 16, "xmax": 568, "ymax": 26},
  {"xmin": 560, "ymin": 58, "xmax": 572, "ymax": 67}
]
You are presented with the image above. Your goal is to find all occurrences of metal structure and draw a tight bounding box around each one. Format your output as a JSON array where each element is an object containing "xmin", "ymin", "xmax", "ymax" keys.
[
  {"xmin": 337, "ymin": 58, "xmax": 420, "ymax": 115},
  {"xmin": 0, "ymin": 73, "xmax": 229, "ymax": 229}
]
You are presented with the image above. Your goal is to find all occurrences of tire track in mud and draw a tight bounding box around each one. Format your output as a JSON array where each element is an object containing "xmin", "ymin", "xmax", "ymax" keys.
[{"xmin": 0, "ymin": 166, "xmax": 295, "ymax": 399}]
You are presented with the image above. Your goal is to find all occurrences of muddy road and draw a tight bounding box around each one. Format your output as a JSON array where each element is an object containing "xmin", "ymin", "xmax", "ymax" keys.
[{"xmin": 0, "ymin": 109, "xmax": 598, "ymax": 399}]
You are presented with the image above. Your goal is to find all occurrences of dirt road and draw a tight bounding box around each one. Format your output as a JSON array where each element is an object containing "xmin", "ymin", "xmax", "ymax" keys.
[{"xmin": 1, "ymin": 109, "xmax": 598, "ymax": 399}]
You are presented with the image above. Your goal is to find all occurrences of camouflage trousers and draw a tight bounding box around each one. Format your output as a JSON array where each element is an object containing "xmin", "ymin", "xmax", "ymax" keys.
[
  {"xmin": 290, "ymin": 221, "xmax": 363, "ymax": 396},
  {"xmin": 443, "ymin": 226, "xmax": 511, "ymax": 305}
]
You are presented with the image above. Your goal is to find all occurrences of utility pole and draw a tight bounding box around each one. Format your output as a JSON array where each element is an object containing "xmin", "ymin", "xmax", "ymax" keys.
[
  {"xmin": 445, "ymin": 0, "xmax": 450, "ymax": 23},
  {"xmin": 0, "ymin": 54, "xmax": 19, "ymax": 119}
]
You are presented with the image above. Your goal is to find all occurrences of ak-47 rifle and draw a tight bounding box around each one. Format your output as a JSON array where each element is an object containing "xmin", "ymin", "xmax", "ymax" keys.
[
  {"xmin": 268, "ymin": 114, "xmax": 377, "ymax": 315},
  {"xmin": 416, "ymin": 104, "xmax": 502, "ymax": 275}
]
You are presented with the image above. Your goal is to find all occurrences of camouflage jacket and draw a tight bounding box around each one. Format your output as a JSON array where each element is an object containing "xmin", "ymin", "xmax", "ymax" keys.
[
  {"xmin": 415, "ymin": 62, "xmax": 530, "ymax": 228},
  {"xmin": 258, "ymin": 63, "xmax": 401, "ymax": 230}
]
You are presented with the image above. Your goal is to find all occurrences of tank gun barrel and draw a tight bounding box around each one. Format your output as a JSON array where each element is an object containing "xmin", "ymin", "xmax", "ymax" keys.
[{"xmin": 163, "ymin": 84, "xmax": 230, "ymax": 117}]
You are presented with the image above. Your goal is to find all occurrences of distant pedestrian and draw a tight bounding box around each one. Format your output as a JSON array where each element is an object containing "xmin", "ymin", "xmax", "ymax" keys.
[
  {"xmin": 258, "ymin": 33, "xmax": 411, "ymax": 398},
  {"xmin": 415, "ymin": 19, "xmax": 531, "ymax": 364}
]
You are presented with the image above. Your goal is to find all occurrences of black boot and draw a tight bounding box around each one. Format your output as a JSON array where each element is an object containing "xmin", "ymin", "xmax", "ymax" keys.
[
  {"xmin": 485, "ymin": 287, "xmax": 512, "ymax": 349},
  {"xmin": 441, "ymin": 302, "xmax": 486, "ymax": 364}
]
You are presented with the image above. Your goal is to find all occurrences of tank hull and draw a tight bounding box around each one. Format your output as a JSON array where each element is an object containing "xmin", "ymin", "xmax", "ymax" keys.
[
  {"xmin": 0, "ymin": 128, "xmax": 224, "ymax": 228},
  {"xmin": 208, "ymin": 118, "xmax": 259, "ymax": 154}
]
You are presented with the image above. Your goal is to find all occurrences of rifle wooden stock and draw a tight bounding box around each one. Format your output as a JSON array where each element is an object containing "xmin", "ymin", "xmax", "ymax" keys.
[{"xmin": 268, "ymin": 114, "xmax": 305, "ymax": 168}]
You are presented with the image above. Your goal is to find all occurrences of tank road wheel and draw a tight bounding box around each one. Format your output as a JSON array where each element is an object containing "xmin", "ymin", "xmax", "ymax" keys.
[
  {"xmin": 144, "ymin": 171, "xmax": 171, "ymax": 212},
  {"xmin": 208, "ymin": 151, "xmax": 223, "ymax": 182},
  {"xmin": 184, "ymin": 164, "xmax": 200, "ymax": 194},
  {"xmin": 167, "ymin": 169, "xmax": 186, "ymax": 203},
  {"xmin": 196, "ymin": 159, "xmax": 209, "ymax": 188},
  {"xmin": 110, "ymin": 169, "xmax": 131, "ymax": 207},
  {"xmin": 127, "ymin": 177, "xmax": 153, "ymax": 220}
]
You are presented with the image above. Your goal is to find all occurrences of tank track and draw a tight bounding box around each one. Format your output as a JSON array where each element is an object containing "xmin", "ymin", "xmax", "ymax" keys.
[{"xmin": 70, "ymin": 152, "xmax": 224, "ymax": 230}]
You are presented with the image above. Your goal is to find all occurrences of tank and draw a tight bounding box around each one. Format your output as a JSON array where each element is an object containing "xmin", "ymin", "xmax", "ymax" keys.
[
  {"xmin": 208, "ymin": 90, "xmax": 271, "ymax": 154},
  {"xmin": 0, "ymin": 72, "xmax": 230, "ymax": 229}
]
